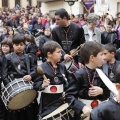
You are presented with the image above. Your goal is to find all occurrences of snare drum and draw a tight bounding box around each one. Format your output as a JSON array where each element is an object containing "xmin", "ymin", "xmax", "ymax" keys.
[
  {"xmin": 1, "ymin": 78, "xmax": 37, "ymax": 110},
  {"xmin": 41, "ymin": 103, "xmax": 74, "ymax": 120},
  {"xmin": 63, "ymin": 60, "xmax": 78, "ymax": 73}
]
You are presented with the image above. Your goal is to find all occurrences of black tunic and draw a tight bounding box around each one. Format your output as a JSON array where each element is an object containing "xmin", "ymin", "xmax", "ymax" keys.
[
  {"xmin": 3, "ymin": 52, "xmax": 38, "ymax": 120},
  {"xmin": 4, "ymin": 52, "xmax": 36, "ymax": 84},
  {"xmin": 24, "ymin": 43, "xmax": 38, "ymax": 65},
  {"xmin": 102, "ymin": 61, "xmax": 120, "ymax": 83},
  {"xmin": 65, "ymin": 66, "xmax": 110, "ymax": 119},
  {"xmin": 38, "ymin": 35, "xmax": 53, "ymax": 62},
  {"xmin": 0, "ymin": 52, "xmax": 8, "ymax": 120},
  {"xmin": 52, "ymin": 22, "xmax": 85, "ymax": 63},
  {"xmin": 34, "ymin": 62, "xmax": 72, "ymax": 119},
  {"xmin": 116, "ymin": 49, "xmax": 120, "ymax": 61},
  {"xmin": 90, "ymin": 97, "xmax": 120, "ymax": 120},
  {"xmin": 101, "ymin": 31, "xmax": 119, "ymax": 48}
]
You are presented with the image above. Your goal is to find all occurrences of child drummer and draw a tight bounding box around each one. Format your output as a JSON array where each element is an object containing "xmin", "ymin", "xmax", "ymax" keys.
[
  {"xmin": 34, "ymin": 41, "xmax": 75, "ymax": 120},
  {"xmin": 3, "ymin": 34, "xmax": 38, "ymax": 120}
]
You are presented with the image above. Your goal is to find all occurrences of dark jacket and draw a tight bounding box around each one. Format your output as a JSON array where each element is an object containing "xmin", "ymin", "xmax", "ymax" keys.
[
  {"xmin": 3, "ymin": 52, "xmax": 36, "ymax": 85},
  {"xmin": 38, "ymin": 35, "xmax": 53, "ymax": 62},
  {"xmin": 102, "ymin": 60, "xmax": 120, "ymax": 83},
  {"xmin": 90, "ymin": 97, "xmax": 120, "ymax": 120},
  {"xmin": 101, "ymin": 31, "xmax": 119, "ymax": 48},
  {"xmin": 52, "ymin": 22, "xmax": 85, "ymax": 63},
  {"xmin": 52, "ymin": 22, "xmax": 85, "ymax": 53},
  {"xmin": 34, "ymin": 62, "xmax": 69, "ymax": 117}
]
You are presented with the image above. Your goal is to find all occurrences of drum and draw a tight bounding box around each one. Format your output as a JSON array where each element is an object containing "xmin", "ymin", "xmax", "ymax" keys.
[
  {"xmin": 63, "ymin": 60, "xmax": 78, "ymax": 73},
  {"xmin": 41, "ymin": 103, "xmax": 74, "ymax": 120},
  {"xmin": 1, "ymin": 78, "xmax": 37, "ymax": 110}
]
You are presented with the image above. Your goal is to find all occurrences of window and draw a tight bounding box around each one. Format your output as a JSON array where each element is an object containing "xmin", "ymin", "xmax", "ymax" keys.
[
  {"xmin": 2, "ymin": 0, "xmax": 8, "ymax": 7},
  {"xmin": 117, "ymin": 2, "xmax": 120, "ymax": 12},
  {"xmin": 37, "ymin": 1, "xmax": 41, "ymax": 7},
  {"xmin": 27, "ymin": 0, "xmax": 31, "ymax": 6},
  {"xmin": 15, "ymin": 0, "xmax": 20, "ymax": 6}
]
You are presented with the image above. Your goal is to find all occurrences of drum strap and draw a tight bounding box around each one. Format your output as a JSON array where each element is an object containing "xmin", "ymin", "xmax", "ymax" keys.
[{"xmin": 25, "ymin": 54, "xmax": 30, "ymax": 74}]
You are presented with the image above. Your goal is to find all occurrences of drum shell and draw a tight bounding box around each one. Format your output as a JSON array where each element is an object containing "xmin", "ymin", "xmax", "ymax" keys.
[
  {"xmin": 63, "ymin": 60, "xmax": 79, "ymax": 73},
  {"xmin": 1, "ymin": 78, "xmax": 37, "ymax": 111}
]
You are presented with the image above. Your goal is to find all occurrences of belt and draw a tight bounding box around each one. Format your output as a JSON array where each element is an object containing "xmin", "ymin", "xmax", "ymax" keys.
[
  {"xmin": 79, "ymin": 98, "xmax": 101, "ymax": 109},
  {"xmin": 42, "ymin": 84, "xmax": 63, "ymax": 94}
]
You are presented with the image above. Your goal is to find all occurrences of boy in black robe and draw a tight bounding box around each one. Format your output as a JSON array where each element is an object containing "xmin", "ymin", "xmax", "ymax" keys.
[
  {"xmin": 102, "ymin": 43, "xmax": 120, "ymax": 83},
  {"xmin": 90, "ymin": 66, "xmax": 120, "ymax": 120},
  {"xmin": 65, "ymin": 41, "xmax": 110, "ymax": 120},
  {"xmin": 34, "ymin": 41, "xmax": 74, "ymax": 120},
  {"xmin": 3, "ymin": 34, "xmax": 38, "ymax": 120}
]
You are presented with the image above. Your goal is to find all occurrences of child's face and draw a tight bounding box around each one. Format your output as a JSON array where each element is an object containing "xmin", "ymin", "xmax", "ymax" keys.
[
  {"xmin": 100, "ymin": 26, "xmax": 106, "ymax": 32},
  {"xmin": 106, "ymin": 25, "xmax": 112, "ymax": 32},
  {"xmin": 13, "ymin": 42, "xmax": 25, "ymax": 54},
  {"xmin": 87, "ymin": 21, "xmax": 98, "ymax": 30},
  {"xmin": 2, "ymin": 44, "xmax": 10, "ymax": 54},
  {"xmin": 44, "ymin": 28, "xmax": 51, "ymax": 36},
  {"xmin": 4, "ymin": 28, "xmax": 7, "ymax": 34},
  {"xmin": 103, "ymin": 49, "xmax": 114, "ymax": 62},
  {"xmin": 9, "ymin": 29, "xmax": 14, "ymax": 35},
  {"xmin": 48, "ymin": 47, "xmax": 62, "ymax": 63},
  {"xmin": 92, "ymin": 51, "xmax": 104, "ymax": 67}
]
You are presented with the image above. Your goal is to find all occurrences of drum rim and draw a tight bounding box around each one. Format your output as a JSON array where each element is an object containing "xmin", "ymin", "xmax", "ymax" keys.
[
  {"xmin": 42, "ymin": 109, "xmax": 72, "ymax": 120},
  {"xmin": 2, "ymin": 78, "xmax": 33, "ymax": 90},
  {"xmin": 42, "ymin": 103, "xmax": 72, "ymax": 120},
  {"xmin": 8, "ymin": 98, "xmax": 38, "ymax": 112},
  {"xmin": 1, "ymin": 78, "xmax": 37, "ymax": 111}
]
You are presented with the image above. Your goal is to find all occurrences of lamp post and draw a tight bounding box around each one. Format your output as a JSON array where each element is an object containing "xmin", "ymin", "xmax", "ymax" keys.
[
  {"xmin": 64, "ymin": 0, "xmax": 78, "ymax": 6},
  {"xmin": 64, "ymin": 0, "xmax": 78, "ymax": 14}
]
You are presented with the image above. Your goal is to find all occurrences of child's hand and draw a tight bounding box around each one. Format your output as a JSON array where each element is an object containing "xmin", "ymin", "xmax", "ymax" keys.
[
  {"xmin": 23, "ymin": 75, "xmax": 32, "ymax": 81},
  {"xmin": 88, "ymin": 86, "xmax": 103, "ymax": 96},
  {"xmin": 42, "ymin": 79, "xmax": 50, "ymax": 88},
  {"xmin": 64, "ymin": 54, "xmax": 72, "ymax": 61},
  {"xmin": 82, "ymin": 105, "xmax": 92, "ymax": 117}
]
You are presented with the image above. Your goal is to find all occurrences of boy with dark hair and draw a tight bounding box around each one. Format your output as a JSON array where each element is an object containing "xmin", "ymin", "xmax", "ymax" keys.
[
  {"xmin": 102, "ymin": 43, "xmax": 120, "ymax": 83},
  {"xmin": 34, "ymin": 41, "xmax": 74, "ymax": 120},
  {"xmin": 90, "ymin": 66, "xmax": 120, "ymax": 120},
  {"xmin": 65, "ymin": 41, "xmax": 110, "ymax": 120},
  {"xmin": 101, "ymin": 21, "xmax": 119, "ymax": 48},
  {"xmin": 3, "ymin": 34, "xmax": 38, "ymax": 120}
]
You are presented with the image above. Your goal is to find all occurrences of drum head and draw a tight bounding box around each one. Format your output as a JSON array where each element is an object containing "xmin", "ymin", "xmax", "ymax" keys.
[
  {"xmin": 63, "ymin": 61, "xmax": 73, "ymax": 70},
  {"xmin": 8, "ymin": 90, "xmax": 37, "ymax": 110}
]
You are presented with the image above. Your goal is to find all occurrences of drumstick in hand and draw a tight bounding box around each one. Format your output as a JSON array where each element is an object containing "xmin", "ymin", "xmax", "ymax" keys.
[{"xmin": 37, "ymin": 66, "xmax": 47, "ymax": 80}]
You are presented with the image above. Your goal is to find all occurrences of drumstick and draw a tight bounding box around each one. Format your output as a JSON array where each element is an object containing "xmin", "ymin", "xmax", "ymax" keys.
[{"xmin": 37, "ymin": 66, "xmax": 47, "ymax": 80}]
